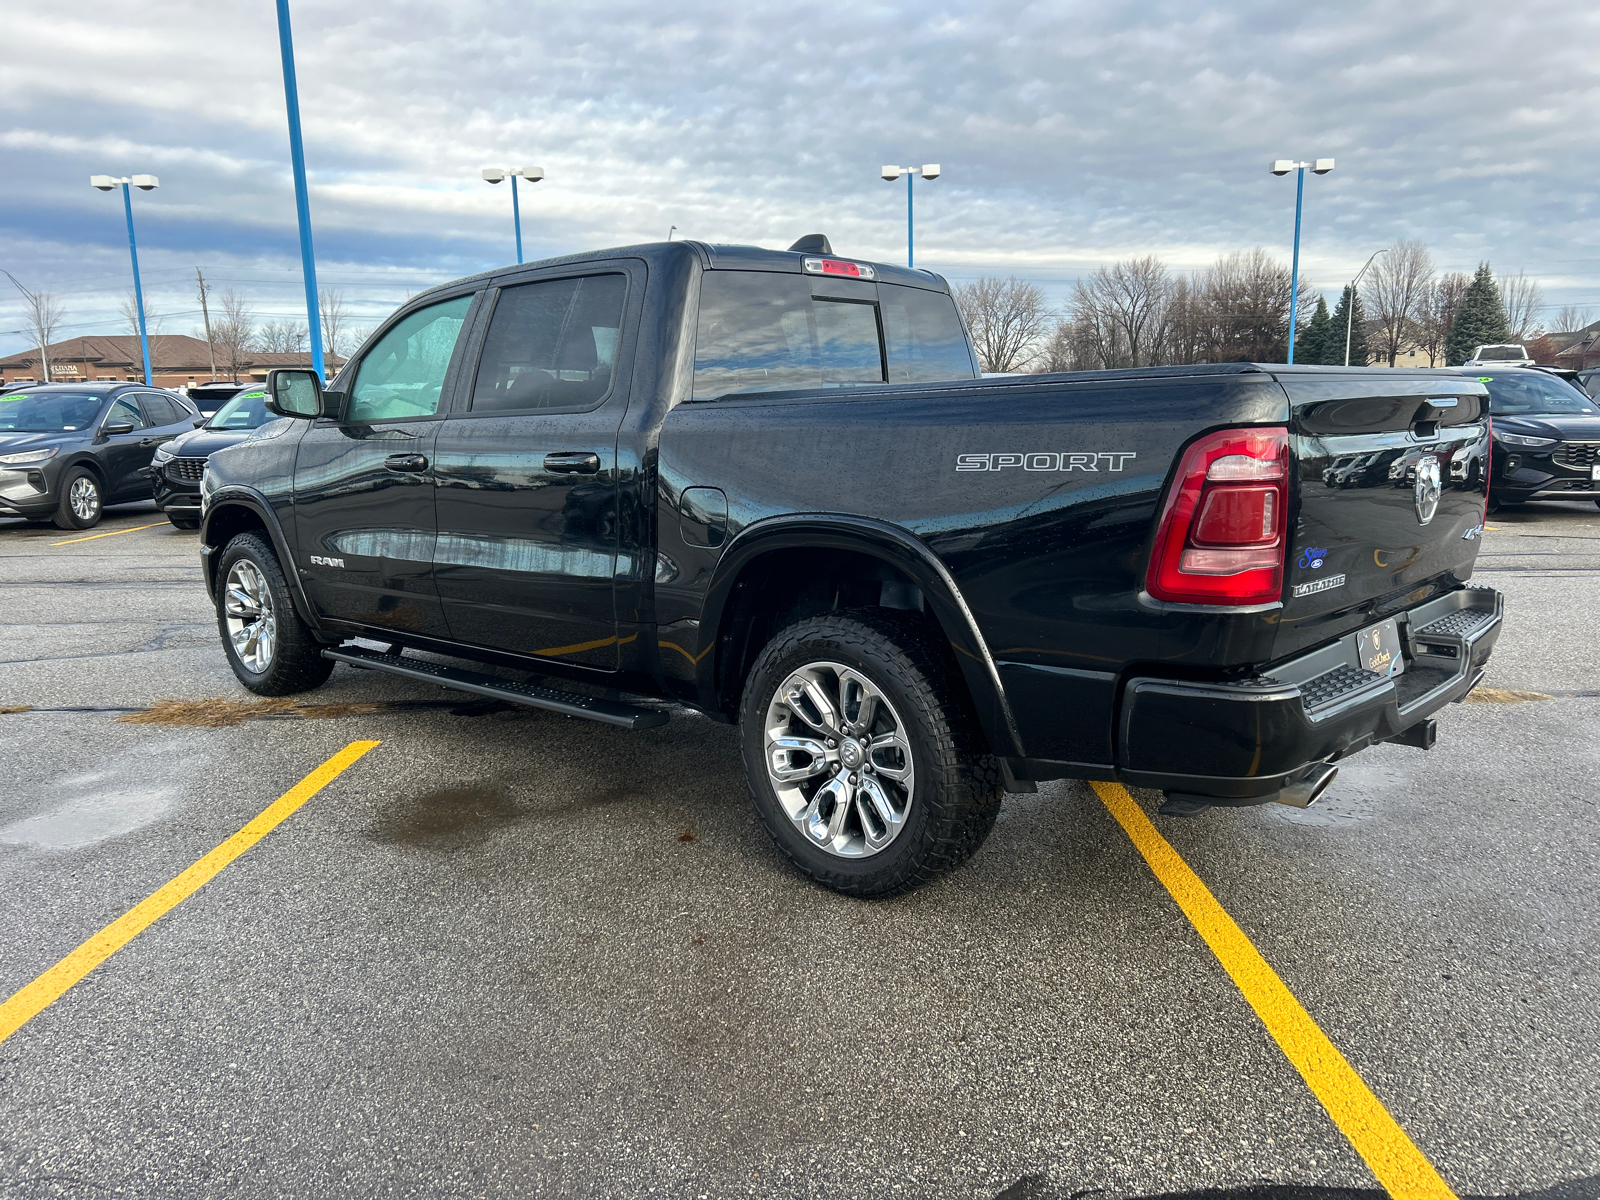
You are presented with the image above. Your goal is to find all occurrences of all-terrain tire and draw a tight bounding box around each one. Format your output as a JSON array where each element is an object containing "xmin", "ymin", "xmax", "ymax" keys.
[
  {"xmin": 216, "ymin": 531, "xmax": 335, "ymax": 695},
  {"xmin": 739, "ymin": 609, "xmax": 1004, "ymax": 898},
  {"xmin": 52, "ymin": 467, "xmax": 103, "ymax": 529}
]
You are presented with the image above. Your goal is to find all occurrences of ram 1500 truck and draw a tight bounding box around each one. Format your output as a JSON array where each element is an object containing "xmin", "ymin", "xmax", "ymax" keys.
[{"xmin": 198, "ymin": 237, "xmax": 1503, "ymax": 897}]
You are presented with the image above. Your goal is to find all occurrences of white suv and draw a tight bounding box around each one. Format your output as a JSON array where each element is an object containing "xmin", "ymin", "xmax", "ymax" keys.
[{"xmin": 1464, "ymin": 344, "xmax": 1534, "ymax": 367}]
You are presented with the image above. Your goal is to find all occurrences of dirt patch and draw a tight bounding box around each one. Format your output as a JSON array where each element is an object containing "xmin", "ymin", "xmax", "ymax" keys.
[
  {"xmin": 1465, "ymin": 687, "xmax": 1550, "ymax": 704},
  {"xmin": 118, "ymin": 697, "xmax": 387, "ymax": 727},
  {"xmin": 0, "ymin": 705, "xmax": 32, "ymax": 714},
  {"xmin": 369, "ymin": 784, "xmax": 521, "ymax": 846}
]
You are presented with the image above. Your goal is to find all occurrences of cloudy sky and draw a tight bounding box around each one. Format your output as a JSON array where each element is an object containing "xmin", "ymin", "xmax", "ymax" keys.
[{"xmin": 3, "ymin": 0, "xmax": 1597, "ymax": 357}]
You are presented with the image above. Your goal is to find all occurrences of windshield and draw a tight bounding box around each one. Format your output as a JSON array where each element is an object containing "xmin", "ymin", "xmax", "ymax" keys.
[
  {"xmin": 1481, "ymin": 372, "xmax": 1599, "ymax": 417},
  {"xmin": 206, "ymin": 389, "xmax": 272, "ymax": 430},
  {"xmin": 0, "ymin": 392, "xmax": 105, "ymax": 432},
  {"xmin": 1474, "ymin": 345, "xmax": 1528, "ymax": 361}
]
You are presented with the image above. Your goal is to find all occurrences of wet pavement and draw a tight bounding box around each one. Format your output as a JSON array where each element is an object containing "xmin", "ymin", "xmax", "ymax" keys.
[{"xmin": 0, "ymin": 501, "xmax": 1597, "ymax": 1199}]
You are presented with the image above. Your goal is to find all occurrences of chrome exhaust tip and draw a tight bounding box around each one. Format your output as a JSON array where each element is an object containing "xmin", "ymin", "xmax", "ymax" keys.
[{"xmin": 1274, "ymin": 763, "xmax": 1338, "ymax": 809}]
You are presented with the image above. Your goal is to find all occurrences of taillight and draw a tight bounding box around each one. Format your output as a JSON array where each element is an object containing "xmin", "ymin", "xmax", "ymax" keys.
[{"xmin": 1146, "ymin": 427, "xmax": 1289, "ymax": 605}]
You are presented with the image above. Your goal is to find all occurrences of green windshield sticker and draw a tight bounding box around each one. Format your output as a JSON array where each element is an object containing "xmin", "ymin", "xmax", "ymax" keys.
[{"xmin": 1478, "ymin": 376, "xmax": 1493, "ymax": 382}]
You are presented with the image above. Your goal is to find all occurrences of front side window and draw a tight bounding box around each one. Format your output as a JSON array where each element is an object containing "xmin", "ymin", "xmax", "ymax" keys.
[
  {"xmin": 470, "ymin": 274, "xmax": 626, "ymax": 413},
  {"xmin": 348, "ymin": 295, "xmax": 473, "ymax": 422},
  {"xmin": 693, "ymin": 272, "xmax": 887, "ymax": 400},
  {"xmin": 1483, "ymin": 372, "xmax": 1598, "ymax": 416},
  {"xmin": 106, "ymin": 397, "xmax": 148, "ymax": 429}
]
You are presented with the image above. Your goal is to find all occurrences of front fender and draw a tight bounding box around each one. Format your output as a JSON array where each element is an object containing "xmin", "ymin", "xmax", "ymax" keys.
[
  {"xmin": 200, "ymin": 487, "xmax": 324, "ymax": 633},
  {"xmin": 702, "ymin": 513, "xmax": 1025, "ymax": 757}
]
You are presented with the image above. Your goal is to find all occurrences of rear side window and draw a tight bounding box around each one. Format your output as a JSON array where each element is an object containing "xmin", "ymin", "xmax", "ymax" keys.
[
  {"xmin": 879, "ymin": 284, "xmax": 978, "ymax": 382},
  {"xmin": 693, "ymin": 272, "xmax": 885, "ymax": 400},
  {"xmin": 139, "ymin": 394, "xmax": 184, "ymax": 426},
  {"xmin": 349, "ymin": 295, "xmax": 473, "ymax": 422},
  {"xmin": 470, "ymin": 274, "xmax": 626, "ymax": 413}
]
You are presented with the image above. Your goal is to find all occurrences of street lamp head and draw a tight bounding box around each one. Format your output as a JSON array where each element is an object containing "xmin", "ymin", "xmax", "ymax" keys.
[
  {"xmin": 919, "ymin": 164, "xmax": 940, "ymax": 180},
  {"xmin": 481, "ymin": 168, "xmax": 506, "ymax": 184},
  {"xmin": 131, "ymin": 174, "xmax": 159, "ymax": 190},
  {"xmin": 1270, "ymin": 160, "xmax": 1295, "ymax": 176},
  {"xmin": 1311, "ymin": 158, "xmax": 1335, "ymax": 175},
  {"xmin": 516, "ymin": 166, "xmax": 544, "ymax": 182},
  {"xmin": 90, "ymin": 175, "xmax": 118, "ymax": 191},
  {"xmin": 881, "ymin": 165, "xmax": 903, "ymax": 181}
]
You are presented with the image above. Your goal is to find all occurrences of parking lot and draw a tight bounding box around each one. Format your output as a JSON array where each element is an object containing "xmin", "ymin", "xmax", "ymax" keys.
[{"xmin": 1, "ymin": 501, "xmax": 1597, "ymax": 1199}]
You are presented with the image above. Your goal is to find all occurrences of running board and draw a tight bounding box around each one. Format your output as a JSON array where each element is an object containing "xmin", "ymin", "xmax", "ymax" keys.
[{"xmin": 323, "ymin": 646, "xmax": 669, "ymax": 730}]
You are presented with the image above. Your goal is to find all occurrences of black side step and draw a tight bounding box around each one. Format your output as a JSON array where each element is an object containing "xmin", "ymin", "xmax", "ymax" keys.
[{"xmin": 323, "ymin": 646, "xmax": 669, "ymax": 730}]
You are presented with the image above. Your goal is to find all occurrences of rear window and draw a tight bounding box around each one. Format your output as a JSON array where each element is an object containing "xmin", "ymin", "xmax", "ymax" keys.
[{"xmin": 692, "ymin": 271, "xmax": 974, "ymax": 400}]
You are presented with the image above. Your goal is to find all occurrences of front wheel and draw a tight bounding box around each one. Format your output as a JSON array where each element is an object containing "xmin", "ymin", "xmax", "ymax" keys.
[
  {"xmin": 216, "ymin": 532, "xmax": 335, "ymax": 695},
  {"xmin": 739, "ymin": 610, "xmax": 1003, "ymax": 898},
  {"xmin": 53, "ymin": 468, "xmax": 103, "ymax": 529}
]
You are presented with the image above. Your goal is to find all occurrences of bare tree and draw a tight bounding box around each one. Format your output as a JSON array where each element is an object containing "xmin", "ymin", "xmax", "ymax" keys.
[
  {"xmin": 1551, "ymin": 305, "xmax": 1595, "ymax": 334},
  {"xmin": 1361, "ymin": 239, "xmax": 1434, "ymax": 368},
  {"xmin": 1415, "ymin": 272, "xmax": 1470, "ymax": 367},
  {"xmin": 212, "ymin": 290, "xmax": 255, "ymax": 380},
  {"xmin": 1034, "ymin": 316, "xmax": 1078, "ymax": 373},
  {"xmin": 256, "ymin": 320, "xmax": 309, "ymax": 353},
  {"xmin": 318, "ymin": 288, "xmax": 350, "ymax": 360},
  {"xmin": 1190, "ymin": 248, "xmax": 1310, "ymax": 363},
  {"xmin": 4, "ymin": 272, "xmax": 66, "ymax": 382},
  {"xmin": 1499, "ymin": 270, "xmax": 1545, "ymax": 342},
  {"xmin": 953, "ymin": 276, "xmax": 1048, "ymax": 372},
  {"xmin": 118, "ymin": 288, "xmax": 163, "ymax": 340},
  {"xmin": 1069, "ymin": 256, "xmax": 1173, "ymax": 369}
]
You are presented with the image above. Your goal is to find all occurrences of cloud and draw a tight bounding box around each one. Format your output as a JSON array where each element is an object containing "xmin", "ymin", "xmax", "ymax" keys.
[{"xmin": 3, "ymin": 0, "xmax": 1598, "ymax": 350}]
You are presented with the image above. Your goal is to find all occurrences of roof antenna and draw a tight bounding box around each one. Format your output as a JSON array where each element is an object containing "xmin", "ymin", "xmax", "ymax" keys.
[
  {"xmin": 788, "ymin": 234, "xmax": 832, "ymax": 255},
  {"xmin": 667, "ymin": 225, "xmax": 677, "ymax": 241}
]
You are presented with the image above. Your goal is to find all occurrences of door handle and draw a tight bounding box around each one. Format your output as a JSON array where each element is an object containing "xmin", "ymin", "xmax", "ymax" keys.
[
  {"xmin": 384, "ymin": 453, "xmax": 430, "ymax": 472},
  {"xmin": 543, "ymin": 451, "xmax": 601, "ymax": 474}
]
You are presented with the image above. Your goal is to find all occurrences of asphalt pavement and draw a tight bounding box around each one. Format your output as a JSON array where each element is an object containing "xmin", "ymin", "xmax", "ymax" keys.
[{"xmin": 0, "ymin": 500, "xmax": 1596, "ymax": 1200}]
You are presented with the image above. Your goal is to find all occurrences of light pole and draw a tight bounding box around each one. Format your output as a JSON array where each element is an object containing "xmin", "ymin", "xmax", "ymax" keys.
[
  {"xmin": 880, "ymin": 164, "xmax": 940, "ymax": 269},
  {"xmin": 1345, "ymin": 247, "xmax": 1387, "ymax": 368},
  {"xmin": 91, "ymin": 174, "xmax": 158, "ymax": 384},
  {"xmin": 1270, "ymin": 157, "xmax": 1334, "ymax": 364},
  {"xmin": 274, "ymin": 0, "xmax": 326, "ymax": 381},
  {"xmin": 482, "ymin": 166, "xmax": 544, "ymax": 264}
]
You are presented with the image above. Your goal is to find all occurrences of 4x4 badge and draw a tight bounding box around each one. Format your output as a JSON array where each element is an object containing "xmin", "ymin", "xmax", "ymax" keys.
[{"xmin": 1413, "ymin": 456, "xmax": 1441, "ymax": 525}]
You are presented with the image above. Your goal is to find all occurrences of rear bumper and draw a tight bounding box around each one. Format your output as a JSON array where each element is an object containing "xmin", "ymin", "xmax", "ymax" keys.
[{"xmin": 1110, "ymin": 586, "xmax": 1502, "ymax": 801}]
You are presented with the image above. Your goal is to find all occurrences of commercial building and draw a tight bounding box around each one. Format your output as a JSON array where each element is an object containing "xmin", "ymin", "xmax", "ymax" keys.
[{"xmin": 0, "ymin": 335, "xmax": 345, "ymax": 389}]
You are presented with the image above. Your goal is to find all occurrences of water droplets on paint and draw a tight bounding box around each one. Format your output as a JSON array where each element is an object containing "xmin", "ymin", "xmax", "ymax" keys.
[{"xmin": 0, "ymin": 737, "xmax": 209, "ymax": 850}]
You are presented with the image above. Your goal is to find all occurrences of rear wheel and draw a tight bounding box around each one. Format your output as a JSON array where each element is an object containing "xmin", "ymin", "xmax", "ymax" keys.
[
  {"xmin": 52, "ymin": 468, "xmax": 103, "ymax": 530},
  {"xmin": 216, "ymin": 532, "xmax": 335, "ymax": 695},
  {"xmin": 739, "ymin": 610, "xmax": 1003, "ymax": 898}
]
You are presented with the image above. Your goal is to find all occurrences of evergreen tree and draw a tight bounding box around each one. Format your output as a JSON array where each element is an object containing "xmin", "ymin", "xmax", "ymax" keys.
[
  {"xmin": 1445, "ymin": 262, "xmax": 1512, "ymax": 365},
  {"xmin": 1298, "ymin": 294, "xmax": 1333, "ymax": 364},
  {"xmin": 1329, "ymin": 285, "xmax": 1371, "ymax": 366}
]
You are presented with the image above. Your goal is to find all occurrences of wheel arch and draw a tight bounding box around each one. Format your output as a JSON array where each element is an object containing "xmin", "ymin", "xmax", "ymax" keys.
[
  {"xmin": 703, "ymin": 514, "xmax": 1024, "ymax": 756},
  {"xmin": 201, "ymin": 490, "xmax": 324, "ymax": 632}
]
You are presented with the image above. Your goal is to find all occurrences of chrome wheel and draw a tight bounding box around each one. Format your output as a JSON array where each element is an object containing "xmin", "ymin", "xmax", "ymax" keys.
[
  {"xmin": 69, "ymin": 476, "xmax": 100, "ymax": 522},
  {"xmin": 223, "ymin": 559, "xmax": 276, "ymax": 673},
  {"xmin": 764, "ymin": 661, "xmax": 915, "ymax": 858}
]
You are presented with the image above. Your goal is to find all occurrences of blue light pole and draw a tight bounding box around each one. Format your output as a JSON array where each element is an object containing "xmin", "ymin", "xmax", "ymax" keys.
[
  {"xmin": 91, "ymin": 174, "xmax": 158, "ymax": 384},
  {"xmin": 482, "ymin": 167, "xmax": 545, "ymax": 264},
  {"xmin": 880, "ymin": 164, "xmax": 940, "ymax": 269},
  {"xmin": 1271, "ymin": 157, "xmax": 1334, "ymax": 364},
  {"xmin": 275, "ymin": 0, "xmax": 325, "ymax": 380}
]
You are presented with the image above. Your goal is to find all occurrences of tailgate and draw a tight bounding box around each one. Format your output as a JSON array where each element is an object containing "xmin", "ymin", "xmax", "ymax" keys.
[{"xmin": 1274, "ymin": 373, "xmax": 1489, "ymax": 659}]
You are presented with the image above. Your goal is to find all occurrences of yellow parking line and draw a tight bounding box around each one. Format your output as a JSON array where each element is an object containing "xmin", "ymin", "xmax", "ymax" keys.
[
  {"xmin": 51, "ymin": 521, "xmax": 170, "ymax": 546},
  {"xmin": 1091, "ymin": 781, "xmax": 1456, "ymax": 1200},
  {"xmin": 0, "ymin": 740, "xmax": 380, "ymax": 1047}
]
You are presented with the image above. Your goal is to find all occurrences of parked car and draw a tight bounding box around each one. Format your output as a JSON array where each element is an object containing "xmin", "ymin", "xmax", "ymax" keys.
[
  {"xmin": 148, "ymin": 384, "xmax": 273, "ymax": 529},
  {"xmin": 185, "ymin": 381, "xmax": 254, "ymax": 417},
  {"xmin": 0, "ymin": 383, "xmax": 202, "ymax": 528},
  {"xmin": 1443, "ymin": 367, "xmax": 1600, "ymax": 510},
  {"xmin": 198, "ymin": 238, "xmax": 1502, "ymax": 896},
  {"xmin": 1463, "ymin": 344, "xmax": 1534, "ymax": 367}
]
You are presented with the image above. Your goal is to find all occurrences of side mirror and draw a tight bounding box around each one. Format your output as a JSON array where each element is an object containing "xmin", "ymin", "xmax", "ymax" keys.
[
  {"xmin": 264, "ymin": 369, "xmax": 324, "ymax": 419},
  {"xmin": 100, "ymin": 421, "xmax": 136, "ymax": 439}
]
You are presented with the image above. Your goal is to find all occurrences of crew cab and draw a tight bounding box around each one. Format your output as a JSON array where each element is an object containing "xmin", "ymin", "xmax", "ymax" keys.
[{"xmin": 197, "ymin": 238, "xmax": 1503, "ymax": 897}]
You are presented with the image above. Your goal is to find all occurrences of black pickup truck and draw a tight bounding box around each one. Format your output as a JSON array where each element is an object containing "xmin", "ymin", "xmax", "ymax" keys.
[{"xmin": 198, "ymin": 237, "xmax": 1503, "ymax": 896}]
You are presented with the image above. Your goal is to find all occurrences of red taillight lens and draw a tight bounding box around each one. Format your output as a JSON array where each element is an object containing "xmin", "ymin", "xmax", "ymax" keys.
[
  {"xmin": 820, "ymin": 259, "xmax": 861, "ymax": 276},
  {"xmin": 1146, "ymin": 427, "xmax": 1289, "ymax": 604}
]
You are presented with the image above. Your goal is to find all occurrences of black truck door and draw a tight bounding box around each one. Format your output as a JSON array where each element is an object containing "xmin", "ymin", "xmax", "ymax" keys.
[
  {"xmin": 292, "ymin": 292, "xmax": 476, "ymax": 637},
  {"xmin": 431, "ymin": 269, "xmax": 635, "ymax": 669}
]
